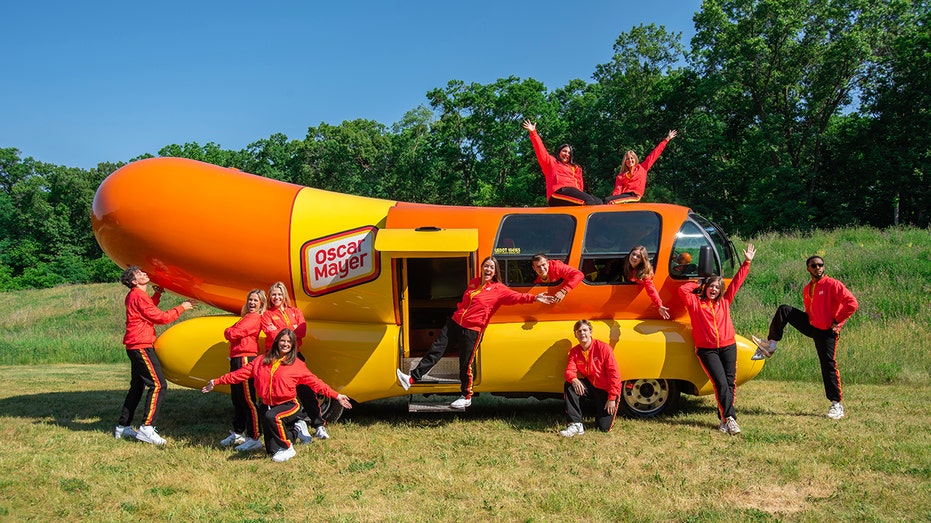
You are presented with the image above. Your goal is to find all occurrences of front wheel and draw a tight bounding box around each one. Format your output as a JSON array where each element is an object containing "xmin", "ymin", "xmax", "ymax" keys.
[
  {"xmin": 620, "ymin": 379, "xmax": 680, "ymax": 418},
  {"xmin": 318, "ymin": 393, "xmax": 345, "ymax": 423}
]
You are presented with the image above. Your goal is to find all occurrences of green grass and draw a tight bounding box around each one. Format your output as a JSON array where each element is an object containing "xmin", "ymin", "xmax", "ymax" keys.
[
  {"xmin": 730, "ymin": 226, "xmax": 931, "ymax": 386},
  {"xmin": 1, "ymin": 226, "xmax": 930, "ymax": 521},
  {"xmin": 0, "ymin": 365, "xmax": 928, "ymax": 521},
  {"xmin": 0, "ymin": 283, "xmax": 223, "ymax": 365}
]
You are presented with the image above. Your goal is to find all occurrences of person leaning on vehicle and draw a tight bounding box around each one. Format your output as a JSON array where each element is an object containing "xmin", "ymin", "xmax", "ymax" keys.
[{"xmin": 530, "ymin": 253, "xmax": 584, "ymax": 303}]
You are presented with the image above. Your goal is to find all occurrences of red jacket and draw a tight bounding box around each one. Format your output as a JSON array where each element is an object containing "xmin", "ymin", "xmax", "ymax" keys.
[
  {"xmin": 678, "ymin": 261, "xmax": 751, "ymax": 349},
  {"xmin": 529, "ymin": 130, "xmax": 584, "ymax": 199},
  {"xmin": 123, "ymin": 288, "xmax": 185, "ymax": 351},
  {"xmin": 224, "ymin": 312, "xmax": 263, "ymax": 358},
  {"xmin": 611, "ymin": 139, "xmax": 669, "ymax": 199},
  {"xmin": 565, "ymin": 339, "xmax": 622, "ymax": 400},
  {"xmin": 533, "ymin": 259, "xmax": 584, "ymax": 294},
  {"xmin": 261, "ymin": 307, "xmax": 307, "ymax": 350},
  {"xmin": 452, "ymin": 277, "xmax": 536, "ymax": 332},
  {"xmin": 215, "ymin": 356, "xmax": 338, "ymax": 406},
  {"xmin": 629, "ymin": 276, "xmax": 664, "ymax": 310},
  {"xmin": 803, "ymin": 276, "xmax": 858, "ymax": 330}
]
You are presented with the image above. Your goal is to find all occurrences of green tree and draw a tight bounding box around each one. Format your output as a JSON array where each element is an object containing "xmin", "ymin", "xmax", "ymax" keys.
[
  {"xmin": 583, "ymin": 23, "xmax": 688, "ymax": 199},
  {"xmin": 242, "ymin": 133, "xmax": 305, "ymax": 183},
  {"xmin": 301, "ymin": 119, "xmax": 393, "ymax": 198},
  {"xmin": 428, "ymin": 77, "xmax": 555, "ymax": 206},
  {"xmin": 853, "ymin": 1, "xmax": 931, "ymax": 226},
  {"xmin": 688, "ymin": 0, "xmax": 893, "ymax": 234},
  {"xmin": 157, "ymin": 142, "xmax": 249, "ymax": 167}
]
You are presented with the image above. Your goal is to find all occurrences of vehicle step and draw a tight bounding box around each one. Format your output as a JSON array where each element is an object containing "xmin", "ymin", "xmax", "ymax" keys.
[
  {"xmin": 401, "ymin": 356, "xmax": 461, "ymax": 382},
  {"xmin": 408, "ymin": 402, "xmax": 466, "ymax": 413}
]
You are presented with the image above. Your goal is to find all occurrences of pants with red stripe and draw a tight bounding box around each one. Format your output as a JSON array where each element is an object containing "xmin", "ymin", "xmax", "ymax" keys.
[
  {"xmin": 230, "ymin": 356, "xmax": 261, "ymax": 439},
  {"xmin": 118, "ymin": 347, "xmax": 166, "ymax": 427},
  {"xmin": 767, "ymin": 305, "xmax": 843, "ymax": 402},
  {"xmin": 696, "ymin": 343, "xmax": 737, "ymax": 421},
  {"xmin": 295, "ymin": 352, "xmax": 326, "ymax": 428},
  {"xmin": 411, "ymin": 318, "xmax": 481, "ymax": 398},
  {"xmin": 563, "ymin": 378, "xmax": 617, "ymax": 431},
  {"xmin": 604, "ymin": 191, "xmax": 642, "ymax": 204},
  {"xmin": 261, "ymin": 400, "xmax": 302, "ymax": 454},
  {"xmin": 548, "ymin": 187, "xmax": 602, "ymax": 206}
]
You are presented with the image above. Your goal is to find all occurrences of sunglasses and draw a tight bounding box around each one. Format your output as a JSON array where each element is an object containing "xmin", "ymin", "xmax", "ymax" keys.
[{"xmin": 809, "ymin": 263, "xmax": 824, "ymax": 268}]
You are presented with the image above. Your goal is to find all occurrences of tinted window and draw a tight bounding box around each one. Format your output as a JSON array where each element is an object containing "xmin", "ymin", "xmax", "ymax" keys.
[
  {"xmin": 493, "ymin": 214, "xmax": 576, "ymax": 286},
  {"xmin": 581, "ymin": 211, "xmax": 661, "ymax": 284}
]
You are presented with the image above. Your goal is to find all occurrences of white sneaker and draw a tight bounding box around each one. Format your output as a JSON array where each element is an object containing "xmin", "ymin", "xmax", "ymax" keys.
[
  {"xmin": 135, "ymin": 425, "xmax": 167, "ymax": 445},
  {"xmin": 560, "ymin": 423, "xmax": 585, "ymax": 437},
  {"xmin": 114, "ymin": 425, "xmax": 137, "ymax": 439},
  {"xmin": 235, "ymin": 437, "xmax": 264, "ymax": 452},
  {"xmin": 396, "ymin": 369, "xmax": 411, "ymax": 391},
  {"xmin": 450, "ymin": 396, "xmax": 471, "ymax": 409},
  {"xmin": 220, "ymin": 431, "xmax": 245, "ymax": 447},
  {"xmin": 293, "ymin": 420, "xmax": 313, "ymax": 444},
  {"xmin": 314, "ymin": 425, "xmax": 330, "ymax": 440},
  {"xmin": 725, "ymin": 416, "xmax": 741, "ymax": 435},
  {"xmin": 750, "ymin": 335, "xmax": 777, "ymax": 360},
  {"xmin": 271, "ymin": 445, "xmax": 296, "ymax": 463},
  {"xmin": 719, "ymin": 420, "xmax": 728, "ymax": 433},
  {"xmin": 827, "ymin": 402, "xmax": 845, "ymax": 420}
]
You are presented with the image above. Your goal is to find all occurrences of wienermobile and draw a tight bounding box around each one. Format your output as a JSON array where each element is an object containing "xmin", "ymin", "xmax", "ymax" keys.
[{"xmin": 92, "ymin": 157, "xmax": 764, "ymax": 421}]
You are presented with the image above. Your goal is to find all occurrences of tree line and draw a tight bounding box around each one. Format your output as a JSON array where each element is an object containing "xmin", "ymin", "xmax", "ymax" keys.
[{"xmin": 1, "ymin": 0, "xmax": 928, "ymax": 291}]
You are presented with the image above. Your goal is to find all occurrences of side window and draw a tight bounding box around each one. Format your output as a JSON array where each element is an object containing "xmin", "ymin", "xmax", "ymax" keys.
[
  {"xmin": 581, "ymin": 211, "xmax": 661, "ymax": 284},
  {"xmin": 690, "ymin": 213, "xmax": 738, "ymax": 278},
  {"xmin": 493, "ymin": 214, "xmax": 576, "ymax": 286},
  {"xmin": 668, "ymin": 221, "xmax": 710, "ymax": 279}
]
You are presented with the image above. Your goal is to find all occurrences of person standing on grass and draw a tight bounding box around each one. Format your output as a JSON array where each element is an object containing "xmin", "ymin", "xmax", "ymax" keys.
[
  {"xmin": 396, "ymin": 256, "xmax": 556, "ymax": 409},
  {"xmin": 678, "ymin": 244, "xmax": 755, "ymax": 435},
  {"xmin": 261, "ymin": 281, "xmax": 326, "ymax": 443},
  {"xmin": 751, "ymin": 255, "xmax": 858, "ymax": 420},
  {"xmin": 531, "ymin": 253, "xmax": 584, "ymax": 303},
  {"xmin": 560, "ymin": 319, "xmax": 622, "ymax": 437},
  {"xmin": 202, "ymin": 329, "xmax": 353, "ymax": 463},
  {"xmin": 217, "ymin": 289, "xmax": 267, "ymax": 452},
  {"xmin": 523, "ymin": 119, "xmax": 602, "ymax": 206},
  {"xmin": 114, "ymin": 265, "xmax": 194, "ymax": 445}
]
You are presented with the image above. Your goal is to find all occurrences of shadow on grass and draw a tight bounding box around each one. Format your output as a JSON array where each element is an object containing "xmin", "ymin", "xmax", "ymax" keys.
[{"xmin": 0, "ymin": 386, "xmax": 750, "ymax": 441}]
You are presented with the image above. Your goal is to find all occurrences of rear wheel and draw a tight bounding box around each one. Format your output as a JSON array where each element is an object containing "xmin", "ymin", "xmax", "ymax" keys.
[
  {"xmin": 620, "ymin": 379, "xmax": 680, "ymax": 418},
  {"xmin": 318, "ymin": 393, "xmax": 345, "ymax": 423}
]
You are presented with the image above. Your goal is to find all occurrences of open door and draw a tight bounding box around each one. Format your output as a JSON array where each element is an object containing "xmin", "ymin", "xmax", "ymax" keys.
[{"xmin": 374, "ymin": 228, "xmax": 478, "ymax": 389}]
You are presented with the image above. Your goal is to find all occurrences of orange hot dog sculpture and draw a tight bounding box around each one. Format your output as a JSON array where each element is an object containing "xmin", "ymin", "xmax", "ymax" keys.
[{"xmin": 92, "ymin": 157, "xmax": 763, "ymax": 419}]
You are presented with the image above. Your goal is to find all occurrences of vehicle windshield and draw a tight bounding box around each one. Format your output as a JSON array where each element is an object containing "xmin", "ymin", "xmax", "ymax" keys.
[{"xmin": 669, "ymin": 213, "xmax": 739, "ymax": 279}]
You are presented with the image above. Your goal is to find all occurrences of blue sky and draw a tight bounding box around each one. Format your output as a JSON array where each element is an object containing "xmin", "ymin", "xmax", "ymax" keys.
[{"xmin": 2, "ymin": 1, "xmax": 701, "ymax": 169}]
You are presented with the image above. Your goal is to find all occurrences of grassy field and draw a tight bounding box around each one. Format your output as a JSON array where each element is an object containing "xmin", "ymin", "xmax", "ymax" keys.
[
  {"xmin": 0, "ymin": 225, "xmax": 929, "ymax": 521},
  {"xmin": 0, "ymin": 365, "xmax": 928, "ymax": 522}
]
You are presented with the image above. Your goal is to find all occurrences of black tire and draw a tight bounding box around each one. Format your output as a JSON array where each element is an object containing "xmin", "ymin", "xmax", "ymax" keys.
[
  {"xmin": 619, "ymin": 379, "xmax": 680, "ymax": 418},
  {"xmin": 318, "ymin": 393, "xmax": 345, "ymax": 423}
]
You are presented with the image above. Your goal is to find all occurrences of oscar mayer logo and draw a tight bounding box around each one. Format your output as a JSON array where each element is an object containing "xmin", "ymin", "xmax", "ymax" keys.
[{"xmin": 301, "ymin": 226, "xmax": 379, "ymax": 297}]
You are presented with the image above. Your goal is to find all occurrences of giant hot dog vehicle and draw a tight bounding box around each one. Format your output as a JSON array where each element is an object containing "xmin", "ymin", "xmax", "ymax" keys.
[{"xmin": 92, "ymin": 158, "xmax": 763, "ymax": 420}]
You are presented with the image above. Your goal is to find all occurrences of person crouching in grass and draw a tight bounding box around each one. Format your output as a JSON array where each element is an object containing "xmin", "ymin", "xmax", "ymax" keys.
[{"xmin": 202, "ymin": 329, "xmax": 352, "ymax": 462}]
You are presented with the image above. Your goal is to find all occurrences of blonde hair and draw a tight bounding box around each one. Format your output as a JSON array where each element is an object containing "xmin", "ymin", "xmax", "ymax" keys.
[
  {"xmin": 267, "ymin": 281, "xmax": 291, "ymax": 309},
  {"xmin": 241, "ymin": 289, "xmax": 268, "ymax": 316},
  {"xmin": 621, "ymin": 150, "xmax": 640, "ymax": 173}
]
